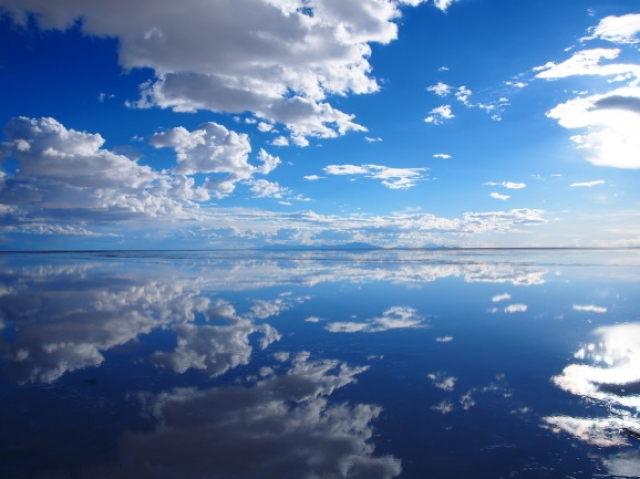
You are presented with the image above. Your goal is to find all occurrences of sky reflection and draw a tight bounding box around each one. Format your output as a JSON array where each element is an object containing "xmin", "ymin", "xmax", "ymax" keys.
[{"xmin": 0, "ymin": 249, "xmax": 639, "ymax": 478}]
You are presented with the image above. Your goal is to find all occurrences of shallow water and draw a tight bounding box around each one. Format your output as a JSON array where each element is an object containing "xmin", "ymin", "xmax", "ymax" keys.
[{"xmin": 1, "ymin": 249, "xmax": 639, "ymax": 478}]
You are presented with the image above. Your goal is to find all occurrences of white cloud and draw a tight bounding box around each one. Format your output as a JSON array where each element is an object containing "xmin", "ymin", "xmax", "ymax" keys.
[
  {"xmin": 426, "ymin": 84, "xmax": 508, "ymax": 120},
  {"xmin": 326, "ymin": 306, "xmax": 425, "ymax": 333},
  {"xmin": 534, "ymin": 48, "xmax": 640, "ymax": 81},
  {"xmin": 271, "ymin": 136, "xmax": 289, "ymax": 146},
  {"xmin": 365, "ymin": 136, "xmax": 383, "ymax": 142},
  {"xmin": 323, "ymin": 164, "xmax": 428, "ymax": 189},
  {"xmin": 150, "ymin": 123, "xmax": 280, "ymax": 197},
  {"xmin": 1, "ymin": 0, "xmax": 436, "ymax": 141},
  {"xmin": 257, "ymin": 122, "xmax": 273, "ymax": 132},
  {"xmin": 573, "ymin": 304, "xmax": 607, "ymax": 313},
  {"xmin": 433, "ymin": 153, "xmax": 451, "ymax": 159},
  {"xmin": 490, "ymin": 192, "xmax": 510, "ymax": 200},
  {"xmin": 492, "ymin": 293, "xmax": 511, "ymax": 302},
  {"xmin": 581, "ymin": 14, "xmax": 640, "ymax": 44},
  {"xmin": 303, "ymin": 175, "xmax": 322, "ymax": 181},
  {"xmin": 427, "ymin": 82, "xmax": 452, "ymax": 96},
  {"xmin": 455, "ymin": 85, "xmax": 473, "ymax": 105},
  {"xmin": 570, "ymin": 180, "xmax": 606, "ymax": 187},
  {"xmin": 248, "ymin": 179, "xmax": 290, "ymax": 199},
  {"xmin": 546, "ymin": 87, "xmax": 640, "ymax": 168},
  {"xmin": 2, "ymin": 117, "xmax": 158, "ymax": 189},
  {"xmin": 435, "ymin": 336, "xmax": 454, "ymax": 342},
  {"xmin": 504, "ymin": 304, "xmax": 527, "ymax": 313},
  {"xmin": 424, "ymin": 105, "xmax": 454, "ymax": 124},
  {"xmin": 0, "ymin": 117, "xmax": 214, "ymax": 220},
  {"xmin": 432, "ymin": 0, "xmax": 458, "ymax": 12}
]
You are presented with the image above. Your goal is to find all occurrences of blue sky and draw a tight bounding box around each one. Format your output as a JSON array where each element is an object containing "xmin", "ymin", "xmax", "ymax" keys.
[{"xmin": 0, "ymin": 0, "xmax": 639, "ymax": 249}]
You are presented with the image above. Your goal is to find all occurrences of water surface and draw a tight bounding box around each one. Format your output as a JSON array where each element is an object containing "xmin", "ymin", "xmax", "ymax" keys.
[{"xmin": 1, "ymin": 249, "xmax": 639, "ymax": 478}]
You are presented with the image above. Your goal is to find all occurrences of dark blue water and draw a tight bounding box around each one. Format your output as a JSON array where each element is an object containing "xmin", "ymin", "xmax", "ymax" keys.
[{"xmin": 1, "ymin": 249, "xmax": 639, "ymax": 478}]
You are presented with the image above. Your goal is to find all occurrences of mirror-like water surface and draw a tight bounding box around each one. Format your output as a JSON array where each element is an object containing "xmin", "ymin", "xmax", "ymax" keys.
[{"xmin": 1, "ymin": 249, "xmax": 639, "ymax": 478}]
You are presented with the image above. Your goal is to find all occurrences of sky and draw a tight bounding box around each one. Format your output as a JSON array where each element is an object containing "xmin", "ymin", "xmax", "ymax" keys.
[{"xmin": 0, "ymin": 0, "xmax": 639, "ymax": 250}]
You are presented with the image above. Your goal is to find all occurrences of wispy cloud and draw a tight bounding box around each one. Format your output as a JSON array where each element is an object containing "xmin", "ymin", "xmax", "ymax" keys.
[
  {"xmin": 580, "ymin": 14, "xmax": 640, "ymax": 44},
  {"xmin": 485, "ymin": 181, "xmax": 526, "ymax": 189},
  {"xmin": 573, "ymin": 304, "xmax": 607, "ymax": 313},
  {"xmin": 490, "ymin": 192, "xmax": 510, "ymax": 200},
  {"xmin": 492, "ymin": 293, "xmax": 511, "ymax": 302},
  {"xmin": 323, "ymin": 164, "xmax": 428, "ymax": 189},
  {"xmin": 570, "ymin": 180, "xmax": 606, "ymax": 187}
]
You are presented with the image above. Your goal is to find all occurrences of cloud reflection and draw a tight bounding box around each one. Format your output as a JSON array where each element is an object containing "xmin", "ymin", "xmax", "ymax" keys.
[
  {"xmin": 543, "ymin": 322, "xmax": 640, "ymax": 449},
  {"xmin": 91, "ymin": 354, "xmax": 402, "ymax": 479},
  {"xmin": 152, "ymin": 300, "xmax": 281, "ymax": 376},
  {"xmin": 0, "ymin": 266, "xmax": 283, "ymax": 383},
  {"xmin": 326, "ymin": 306, "xmax": 425, "ymax": 333}
]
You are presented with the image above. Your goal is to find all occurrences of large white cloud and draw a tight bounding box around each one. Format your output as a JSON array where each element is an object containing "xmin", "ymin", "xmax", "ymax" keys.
[
  {"xmin": 2, "ymin": 116, "xmax": 158, "ymax": 189},
  {"xmin": 0, "ymin": 0, "xmax": 433, "ymax": 142},
  {"xmin": 0, "ymin": 117, "xmax": 212, "ymax": 220},
  {"xmin": 546, "ymin": 87, "xmax": 640, "ymax": 168},
  {"xmin": 581, "ymin": 13, "xmax": 640, "ymax": 44},
  {"xmin": 535, "ymin": 14, "xmax": 640, "ymax": 169}
]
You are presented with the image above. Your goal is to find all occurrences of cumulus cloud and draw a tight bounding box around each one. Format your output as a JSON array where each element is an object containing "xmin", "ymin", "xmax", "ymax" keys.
[
  {"xmin": 0, "ymin": 0, "xmax": 438, "ymax": 142},
  {"xmin": 2, "ymin": 117, "xmax": 158, "ymax": 189},
  {"xmin": 546, "ymin": 87, "xmax": 640, "ymax": 168},
  {"xmin": 424, "ymin": 105, "xmax": 454, "ymax": 124},
  {"xmin": 326, "ymin": 306, "xmax": 425, "ymax": 333},
  {"xmin": 427, "ymin": 82, "xmax": 452, "ymax": 96},
  {"xmin": 432, "ymin": 0, "xmax": 458, "ymax": 12},
  {"xmin": 150, "ymin": 123, "xmax": 280, "ymax": 197},
  {"xmin": 0, "ymin": 116, "xmax": 212, "ymax": 222},
  {"xmin": 248, "ymin": 179, "xmax": 290, "ymax": 199},
  {"xmin": 323, "ymin": 164, "xmax": 428, "ymax": 189}
]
